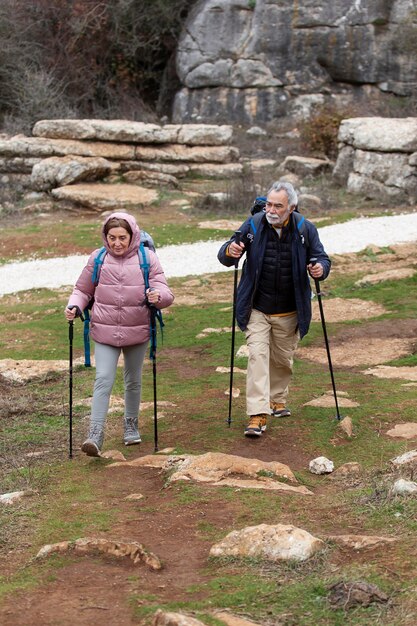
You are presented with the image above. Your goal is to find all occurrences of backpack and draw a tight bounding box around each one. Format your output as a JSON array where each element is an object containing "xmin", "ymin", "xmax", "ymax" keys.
[{"xmin": 82, "ymin": 230, "xmax": 163, "ymax": 367}]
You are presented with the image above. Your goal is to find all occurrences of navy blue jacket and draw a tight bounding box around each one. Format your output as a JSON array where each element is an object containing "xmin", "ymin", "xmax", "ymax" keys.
[{"xmin": 217, "ymin": 211, "xmax": 331, "ymax": 339}]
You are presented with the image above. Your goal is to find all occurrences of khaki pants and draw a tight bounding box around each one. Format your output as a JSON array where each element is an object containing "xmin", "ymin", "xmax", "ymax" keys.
[{"xmin": 244, "ymin": 309, "xmax": 300, "ymax": 416}]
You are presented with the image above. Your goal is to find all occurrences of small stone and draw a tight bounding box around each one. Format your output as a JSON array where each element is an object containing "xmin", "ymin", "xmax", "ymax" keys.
[
  {"xmin": 125, "ymin": 493, "xmax": 144, "ymax": 501},
  {"xmin": 391, "ymin": 478, "xmax": 417, "ymax": 495},
  {"xmin": 101, "ymin": 450, "xmax": 126, "ymax": 461},
  {"xmin": 329, "ymin": 462, "xmax": 362, "ymax": 479},
  {"xmin": 391, "ymin": 449, "xmax": 417, "ymax": 467},
  {"xmin": 0, "ymin": 490, "xmax": 27, "ymax": 505},
  {"xmin": 309, "ymin": 456, "xmax": 334, "ymax": 474}
]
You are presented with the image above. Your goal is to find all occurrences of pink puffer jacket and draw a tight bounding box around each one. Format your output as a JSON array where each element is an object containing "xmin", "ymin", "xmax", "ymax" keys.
[{"xmin": 67, "ymin": 212, "xmax": 174, "ymax": 347}]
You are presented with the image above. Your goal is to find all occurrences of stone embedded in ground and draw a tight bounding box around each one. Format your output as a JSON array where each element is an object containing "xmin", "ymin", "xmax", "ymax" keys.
[
  {"xmin": 236, "ymin": 344, "xmax": 249, "ymax": 358},
  {"xmin": 152, "ymin": 609, "xmax": 206, "ymax": 626},
  {"xmin": 311, "ymin": 298, "xmax": 387, "ymax": 322},
  {"xmin": 0, "ymin": 491, "xmax": 28, "ymax": 505},
  {"xmin": 391, "ymin": 478, "xmax": 417, "ymax": 495},
  {"xmin": 198, "ymin": 219, "xmax": 242, "ymax": 230},
  {"xmin": 210, "ymin": 524, "xmax": 323, "ymax": 562},
  {"xmin": 224, "ymin": 387, "xmax": 240, "ymax": 398},
  {"xmin": 0, "ymin": 357, "xmax": 86, "ymax": 382},
  {"xmin": 196, "ymin": 326, "xmax": 231, "ymax": 338},
  {"xmin": 328, "ymin": 581, "xmax": 389, "ymax": 609},
  {"xmin": 309, "ymin": 456, "xmax": 334, "ymax": 474},
  {"xmin": 364, "ymin": 365, "xmax": 417, "ymax": 381},
  {"xmin": 298, "ymin": 337, "xmax": 413, "ymax": 367},
  {"xmin": 386, "ymin": 423, "xmax": 417, "ymax": 440},
  {"xmin": 391, "ymin": 449, "xmax": 417, "ymax": 468},
  {"xmin": 213, "ymin": 611, "xmax": 262, "ymax": 626},
  {"xmin": 124, "ymin": 493, "xmax": 144, "ymax": 501},
  {"xmin": 304, "ymin": 395, "xmax": 359, "ymax": 408},
  {"xmin": 339, "ymin": 416, "xmax": 354, "ymax": 438},
  {"xmin": 216, "ymin": 366, "xmax": 247, "ymax": 374},
  {"xmin": 329, "ymin": 462, "xmax": 362, "ymax": 480},
  {"xmin": 108, "ymin": 451, "xmax": 313, "ymax": 494},
  {"xmin": 326, "ymin": 534, "xmax": 397, "ymax": 550},
  {"xmin": 100, "ymin": 450, "xmax": 126, "ymax": 462},
  {"xmin": 36, "ymin": 537, "xmax": 162, "ymax": 570},
  {"xmin": 31, "ymin": 155, "xmax": 113, "ymax": 191}
]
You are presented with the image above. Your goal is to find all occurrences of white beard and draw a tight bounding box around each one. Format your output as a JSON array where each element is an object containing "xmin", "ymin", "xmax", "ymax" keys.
[{"xmin": 266, "ymin": 210, "xmax": 289, "ymax": 226}]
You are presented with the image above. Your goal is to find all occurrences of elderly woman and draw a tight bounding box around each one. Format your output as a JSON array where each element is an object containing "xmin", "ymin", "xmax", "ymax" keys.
[{"xmin": 65, "ymin": 212, "xmax": 174, "ymax": 456}]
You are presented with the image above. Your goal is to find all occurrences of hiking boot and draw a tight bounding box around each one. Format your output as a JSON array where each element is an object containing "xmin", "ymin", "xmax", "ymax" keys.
[
  {"xmin": 244, "ymin": 414, "xmax": 268, "ymax": 437},
  {"xmin": 123, "ymin": 417, "xmax": 141, "ymax": 446},
  {"xmin": 81, "ymin": 423, "xmax": 104, "ymax": 457},
  {"xmin": 270, "ymin": 402, "xmax": 291, "ymax": 418}
]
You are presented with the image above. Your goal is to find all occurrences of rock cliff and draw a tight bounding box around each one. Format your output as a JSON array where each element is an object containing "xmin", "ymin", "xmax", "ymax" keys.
[{"xmin": 173, "ymin": 0, "xmax": 417, "ymax": 124}]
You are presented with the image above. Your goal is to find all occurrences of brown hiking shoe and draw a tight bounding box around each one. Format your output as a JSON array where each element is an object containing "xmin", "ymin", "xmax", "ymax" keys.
[
  {"xmin": 244, "ymin": 414, "xmax": 268, "ymax": 437},
  {"xmin": 270, "ymin": 402, "xmax": 291, "ymax": 418}
]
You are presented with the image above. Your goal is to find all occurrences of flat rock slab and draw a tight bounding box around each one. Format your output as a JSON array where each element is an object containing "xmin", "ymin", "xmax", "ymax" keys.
[
  {"xmin": 298, "ymin": 337, "xmax": 412, "ymax": 367},
  {"xmin": 33, "ymin": 120, "xmax": 233, "ymax": 146},
  {"xmin": 36, "ymin": 537, "xmax": 162, "ymax": 570},
  {"xmin": 326, "ymin": 534, "xmax": 397, "ymax": 550},
  {"xmin": 304, "ymin": 394, "xmax": 359, "ymax": 408},
  {"xmin": 386, "ymin": 423, "xmax": 417, "ymax": 439},
  {"xmin": 355, "ymin": 267, "xmax": 416, "ymax": 286},
  {"xmin": 364, "ymin": 365, "xmax": 417, "ymax": 381},
  {"xmin": 51, "ymin": 183, "xmax": 158, "ymax": 210},
  {"xmin": 311, "ymin": 297, "xmax": 387, "ymax": 322},
  {"xmin": 0, "ymin": 357, "xmax": 86, "ymax": 382},
  {"xmin": 108, "ymin": 452, "xmax": 312, "ymax": 493}
]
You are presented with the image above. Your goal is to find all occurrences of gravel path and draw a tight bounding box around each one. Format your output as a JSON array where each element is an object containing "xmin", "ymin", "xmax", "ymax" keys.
[{"xmin": 1, "ymin": 212, "xmax": 417, "ymax": 296}]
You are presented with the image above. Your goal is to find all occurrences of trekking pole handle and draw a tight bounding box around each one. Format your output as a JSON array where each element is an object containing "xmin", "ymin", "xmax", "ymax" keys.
[
  {"xmin": 68, "ymin": 306, "xmax": 84, "ymax": 322},
  {"xmin": 234, "ymin": 230, "xmax": 242, "ymax": 268}
]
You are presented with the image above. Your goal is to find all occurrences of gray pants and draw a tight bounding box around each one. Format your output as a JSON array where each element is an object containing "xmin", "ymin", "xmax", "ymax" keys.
[{"xmin": 91, "ymin": 341, "xmax": 148, "ymax": 427}]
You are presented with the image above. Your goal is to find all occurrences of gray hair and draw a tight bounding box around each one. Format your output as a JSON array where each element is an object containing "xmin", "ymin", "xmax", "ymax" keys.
[{"xmin": 266, "ymin": 181, "xmax": 298, "ymax": 208}]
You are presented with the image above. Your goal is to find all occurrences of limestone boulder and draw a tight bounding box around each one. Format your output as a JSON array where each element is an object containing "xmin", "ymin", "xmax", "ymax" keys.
[
  {"xmin": 338, "ymin": 117, "xmax": 417, "ymax": 153},
  {"xmin": 30, "ymin": 156, "xmax": 113, "ymax": 191},
  {"xmin": 279, "ymin": 155, "xmax": 332, "ymax": 177},
  {"xmin": 210, "ymin": 524, "xmax": 324, "ymax": 562}
]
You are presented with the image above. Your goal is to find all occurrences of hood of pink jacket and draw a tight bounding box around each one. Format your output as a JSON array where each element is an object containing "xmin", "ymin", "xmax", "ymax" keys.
[{"xmin": 101, "ymin": 212, "xmax": 141, "ymax": 258}]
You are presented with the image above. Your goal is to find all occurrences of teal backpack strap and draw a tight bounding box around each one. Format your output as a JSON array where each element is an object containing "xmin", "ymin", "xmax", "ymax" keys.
[
  {"xmin": 83, "ymin": 307, "xmax": 91, "ymax": 367},
  {"xmin": 91, "ymin": 246, "xmax": 107, "ymax": 284},
  {"xmin": 82, "ymin": 247, "xmax": 107, "ymax": 367},
  {"xmin": 138, "ymin": 243, "xmax": 164, "ymax": 360}
]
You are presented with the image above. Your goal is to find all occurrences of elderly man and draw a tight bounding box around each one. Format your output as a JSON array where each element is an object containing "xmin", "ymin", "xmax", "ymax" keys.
[{"xmin": 218, "ymin": 181, "xmax": 330, "ymax": 437}]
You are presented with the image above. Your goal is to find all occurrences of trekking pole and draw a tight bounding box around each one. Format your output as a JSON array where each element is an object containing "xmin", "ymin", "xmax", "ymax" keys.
[
  {"xmin": 68, "ymin": 319, "xmax": 74, "ymax": 459},
  {"xmin": 149, "ymin": 302, "xmax": 159, "ymax": 453},
  {"xmin": 310, "ymin": 258, "xmax": 342, "ymax": 421},
  {"xmin": 227, "ymin": 230, "xmax": 242, "ymax": 427},
  {"xmin": 68, "ymin": 308, "xmax": 84, "ymax": 459}
]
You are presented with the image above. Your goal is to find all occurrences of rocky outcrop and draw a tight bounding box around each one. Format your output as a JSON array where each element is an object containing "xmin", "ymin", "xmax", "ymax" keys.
[
  {"xmin": 0, "ymin": 120, "xmax": 243, "ymax": 208},
  {"xmin": 173, "ymin": 0, "xmax": 417, "ymax": 124},
  {"xmin": 333, "ymin": 117, "xmax": 417, "ymax": 204}
]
